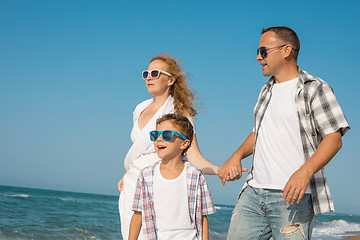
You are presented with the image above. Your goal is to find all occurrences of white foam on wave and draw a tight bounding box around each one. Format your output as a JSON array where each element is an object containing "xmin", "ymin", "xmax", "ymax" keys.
[
  {"xmin": 7, "ymin": 194, "xmax": 30, "ymax": 198},
  {"xmin": 312, "ymin": 220, "xmax": 360, "ymax": 238},
  {"xmin": 60, "ymin": 197, "xmax": 78, "ymax": 202},
  {"xmin": 210, "ymin": 230, "xmax": 228, "ymax": 240},
  {"xmin": 214, "ymin": 205, "xmax": 233, "ymax": 211}
]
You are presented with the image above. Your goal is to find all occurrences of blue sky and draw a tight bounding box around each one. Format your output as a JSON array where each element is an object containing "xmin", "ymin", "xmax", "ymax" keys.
[{"xmin": 1, "ymin": 0, "xmax": 359, "ymax": 214}]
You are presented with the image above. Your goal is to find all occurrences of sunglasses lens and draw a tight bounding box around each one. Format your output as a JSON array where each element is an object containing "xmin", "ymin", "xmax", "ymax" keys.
[
  {"xmin": 150, "ymin": 131, "xmax": 159, "ymax": 141},
  {"xmin": 142, "ymin": 71, "xmax": 148, "ymax": 79},
  {"xmin": 151, "ymin": 70, "xmax": 160, "ymax": 78},
  {"xmin": 162, "ymin": 131, "xmax": 174, "ymax": 141},
  {"xmin": 260, "ymin": 47, "xmax": 267, "ymax": 58}
]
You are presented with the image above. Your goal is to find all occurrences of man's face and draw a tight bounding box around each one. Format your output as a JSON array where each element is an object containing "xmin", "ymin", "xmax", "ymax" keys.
[{"xmin": 256, "ymin": 31, "xmax": 285, "ymax": 77}]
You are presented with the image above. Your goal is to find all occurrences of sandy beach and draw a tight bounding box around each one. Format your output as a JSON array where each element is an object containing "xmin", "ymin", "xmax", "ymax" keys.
[{"xmin": 346, "ymin": 236, "xmax": 360, "ymax": 240}]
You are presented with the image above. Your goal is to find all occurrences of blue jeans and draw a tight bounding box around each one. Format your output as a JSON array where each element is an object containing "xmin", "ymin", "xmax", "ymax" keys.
[{"xmin": 227, "ymin": 186, "xmax": 314, "ymax": 240}]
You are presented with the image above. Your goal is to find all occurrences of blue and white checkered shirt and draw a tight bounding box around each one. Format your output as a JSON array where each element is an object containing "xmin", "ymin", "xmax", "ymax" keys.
[{"xmin": 242, "ymin": 67, "xmax": 350, "ymax": 215}]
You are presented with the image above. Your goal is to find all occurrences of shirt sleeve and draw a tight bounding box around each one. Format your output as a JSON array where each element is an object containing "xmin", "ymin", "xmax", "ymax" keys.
[
  {"xmin": 132, "ymin": 173, "xmax": 144, "ymax": 212},
  {"xmin": 199, "ymin": 173, "xmax": 216, "ymax": 216},
  {"xmin": 311, "ymin": 83, "xmax": 350, "ymax": 137}
]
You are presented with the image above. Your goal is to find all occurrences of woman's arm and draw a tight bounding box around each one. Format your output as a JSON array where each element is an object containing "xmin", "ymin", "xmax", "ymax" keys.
[
  {"xmin": 187, "ymin": 134, "xmax": 244, "ymax": 180},
  {"xmin": 186, "ymin": 134, "xmax": 219, "ymax": 175},
  {"xmin": 218, "ymin": 132, "xmax": 254, "ymax": 185}
]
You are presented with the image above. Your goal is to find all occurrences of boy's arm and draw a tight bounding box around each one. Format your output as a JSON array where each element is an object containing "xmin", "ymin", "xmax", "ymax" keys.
[
  {"xmin": 202, "ymin": 215, "xmax": 209, "ymax": 240},
  {"xmin": 128, "ymin": 211, "xmax": 142, "ymax": 240}
]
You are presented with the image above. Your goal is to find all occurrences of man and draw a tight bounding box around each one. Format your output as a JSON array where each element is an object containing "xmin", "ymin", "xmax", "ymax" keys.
[{"xmin": 218, "ymin": 26, "xmax": 350, "ymax": 239}]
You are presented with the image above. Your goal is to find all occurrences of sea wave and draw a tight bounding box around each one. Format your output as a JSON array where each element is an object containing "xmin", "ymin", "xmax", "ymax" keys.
[
  {"xmin": 313, "ymin": 220, "xmax": 360, "ymax": 239},
  {"xmin": 4, "ymin": 193, "xmax": 115, "ymax": 206},
  {"xmin": 66, "ymin": 227, "xmax": 97, "ymax": 238},
  {"xmin": 210, "ymin": 230, "xmax": 227, "ymax": 240},
  {"xmin": 6, "ymin": 194, "xmax": 30, "ymax": 198},
  {"xmin": 214, "ymin": 205, "xmax": 234, "ymax": 211}
]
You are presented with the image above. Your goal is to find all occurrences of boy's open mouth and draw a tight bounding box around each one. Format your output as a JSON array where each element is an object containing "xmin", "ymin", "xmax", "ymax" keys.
[{"xmin": 157, "ymin": 145, "xmax": 166, "ymax": 150}]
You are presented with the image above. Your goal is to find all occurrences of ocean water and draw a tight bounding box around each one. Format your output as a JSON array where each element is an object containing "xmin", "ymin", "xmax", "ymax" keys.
[{"xmin": 1, "ymin": 185, "xmax": 360, "ymax": 240}]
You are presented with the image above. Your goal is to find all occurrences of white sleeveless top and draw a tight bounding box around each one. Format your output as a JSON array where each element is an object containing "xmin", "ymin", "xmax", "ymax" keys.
[{"xmin": 153, "ymin": 164, "xmax": 197, "ymax": 240}]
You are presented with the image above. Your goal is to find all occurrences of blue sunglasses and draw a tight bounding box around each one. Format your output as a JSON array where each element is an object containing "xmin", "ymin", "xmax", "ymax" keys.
[{"xmin": 149, "ymin": 130, "xmax": 188, "ymax": 142}]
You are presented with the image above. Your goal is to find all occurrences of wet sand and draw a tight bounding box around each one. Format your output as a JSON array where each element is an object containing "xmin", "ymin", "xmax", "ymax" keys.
[{"xmin": 346, "ymin": 236, "xmax": 360, "ymax": 240}]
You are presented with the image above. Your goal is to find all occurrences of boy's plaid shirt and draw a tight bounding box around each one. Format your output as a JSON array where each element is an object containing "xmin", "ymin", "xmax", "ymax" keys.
[
  {"xmin": 242, "ymin": 68, "xmax": 350, "ymax": 215},
  {"xmin": 132, "ymin": 161, "xmax": 216, "ymax": 239}
]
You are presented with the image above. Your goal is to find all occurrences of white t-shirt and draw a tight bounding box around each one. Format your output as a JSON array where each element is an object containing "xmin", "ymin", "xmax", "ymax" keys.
[
  {"xmin": 249, "ymin": 77, "xmax": 311, "ymax": 194},
  {"xmin": 153, "ymin": 164, "xmax": 198, "ymax": 240}
]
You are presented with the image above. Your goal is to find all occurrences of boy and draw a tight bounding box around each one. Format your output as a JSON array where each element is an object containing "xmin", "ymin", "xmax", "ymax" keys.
[{"xmin": 129, "ymin": 113, "xmax": 215, "ymax": 240}]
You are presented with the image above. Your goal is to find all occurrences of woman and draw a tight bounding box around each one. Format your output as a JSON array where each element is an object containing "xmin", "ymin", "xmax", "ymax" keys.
[{"xmin": 118, "ymin": 54, "xmax": 233, "ymax": 239}]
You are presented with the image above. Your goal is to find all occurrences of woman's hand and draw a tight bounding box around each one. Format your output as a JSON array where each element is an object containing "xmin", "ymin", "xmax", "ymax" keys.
[
  {"xmin": 218, "ymin": 155, "xmax": 248, "ymax": 185},
  {"xmin": 227, "ymin": 166, "xmax": 242, "ymax": 181},
  {"xmin": 118, "ymin": 173, "xmax": 126, "ymax": 192}
]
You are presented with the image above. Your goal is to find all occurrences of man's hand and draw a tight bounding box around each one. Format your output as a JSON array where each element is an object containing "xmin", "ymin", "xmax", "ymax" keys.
[
  {"xmin": 282, "ymin": 168, "xmax": 311, "ymax": 204},
  {"xmin": 282, "ymin": 131, "xmax": 343, "ymax": 204}
]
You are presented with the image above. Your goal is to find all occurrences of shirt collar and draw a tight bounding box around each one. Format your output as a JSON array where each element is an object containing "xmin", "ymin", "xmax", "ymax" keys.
[{"xmin": 264, "ymin": 66, "xmax": 314, "ymax": 91}]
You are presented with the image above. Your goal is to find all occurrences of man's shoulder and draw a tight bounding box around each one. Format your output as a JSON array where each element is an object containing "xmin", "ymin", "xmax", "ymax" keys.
[
  {"xmin": 299, "ymin": 68, "xmax": 333, "ymax": 95},
  {"xmin": 300, "ymin": 69, "xmax": 330, "ymax": 87}
]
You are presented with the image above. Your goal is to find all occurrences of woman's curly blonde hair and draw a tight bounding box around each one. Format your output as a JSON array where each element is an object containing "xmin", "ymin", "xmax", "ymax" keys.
[{"xmin": 150, "ymin": 54, "xmax": 197, "ymax": 117}]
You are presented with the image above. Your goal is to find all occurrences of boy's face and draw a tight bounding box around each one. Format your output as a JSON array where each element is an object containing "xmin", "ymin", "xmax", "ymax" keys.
[{"xmin": 154, "ymin": 120, "xmax": 190, "ymax": 160}]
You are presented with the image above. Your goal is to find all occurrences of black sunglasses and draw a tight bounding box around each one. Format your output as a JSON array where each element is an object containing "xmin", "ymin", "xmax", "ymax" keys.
[{"xmin": 257, "ymin": 44, "xmax": 287, "ymax": 58}]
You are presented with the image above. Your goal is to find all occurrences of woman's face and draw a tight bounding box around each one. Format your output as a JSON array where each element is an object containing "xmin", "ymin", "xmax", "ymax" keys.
[{"xmin": 145, "ymin": 60, "xmax": 175, "ymax": 97}]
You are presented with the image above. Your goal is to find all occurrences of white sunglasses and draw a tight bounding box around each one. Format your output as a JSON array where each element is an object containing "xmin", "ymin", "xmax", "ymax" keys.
[{"xmin": 142, "ymin": 69, "xmax": 173, "ymax": 79}]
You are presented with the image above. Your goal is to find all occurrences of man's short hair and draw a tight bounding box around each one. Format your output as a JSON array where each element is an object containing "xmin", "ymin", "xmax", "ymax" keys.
[{"xmin": 262, "ymin": 26, "xmax": 300, "ymax": 59}]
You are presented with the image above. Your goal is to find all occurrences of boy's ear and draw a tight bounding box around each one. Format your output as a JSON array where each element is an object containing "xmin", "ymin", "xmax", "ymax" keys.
[{"xmin": 180, "ymin": 139, "xmax": 191, "ymax": 150}]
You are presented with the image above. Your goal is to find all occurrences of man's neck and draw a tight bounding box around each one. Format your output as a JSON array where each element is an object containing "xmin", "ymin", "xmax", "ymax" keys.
[{"xmin": 274, "ymin": 65, "xmax": 298, "ymax": 83}]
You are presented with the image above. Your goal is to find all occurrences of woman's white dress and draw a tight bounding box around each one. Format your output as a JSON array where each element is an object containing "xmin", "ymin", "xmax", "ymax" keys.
[
  {"xmin": 118, "ymin": 96, "xmax": 172, "ymax": 239},
  {"xmin": 118, "ymin": 96, "xmax": 194, "ymax": 239},
  {"xmin": 119, "ymin": 119, "xmax": 160, "ymax": 239}
]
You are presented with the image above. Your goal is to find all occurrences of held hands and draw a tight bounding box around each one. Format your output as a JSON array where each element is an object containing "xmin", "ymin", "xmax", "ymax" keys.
[
  {"xmin": 218, "ymin": 155, "xmax": 248, "ymax": 186},
  {"xmin": 282, "ymin": 167, "xmax": 311, "ymax": 204}
]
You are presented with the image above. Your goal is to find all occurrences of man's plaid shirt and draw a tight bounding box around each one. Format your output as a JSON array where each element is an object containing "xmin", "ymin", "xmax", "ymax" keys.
[
  {"xmin": 132, "ymin": 161, "xmax": 216, "ymax": 239},
  {"xmin": 241, "ymin": 68, "xmax": 350, "ymax": 215}
]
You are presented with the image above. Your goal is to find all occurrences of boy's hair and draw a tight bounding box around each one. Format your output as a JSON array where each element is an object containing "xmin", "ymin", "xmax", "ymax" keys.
[
  {"xmin": 156, "ymin": 113, "xmax": 194, "ymax": 156},
  {"xmin": 262, "ymin": 26, "xmax": 300, "ymax": 60}
]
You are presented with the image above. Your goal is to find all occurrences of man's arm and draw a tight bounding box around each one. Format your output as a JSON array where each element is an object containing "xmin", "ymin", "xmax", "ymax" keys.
[
  {"xmin": 282, "ymin": 130, "xmax": 342, "ymax": 204},
  {"xmin": 202, "ymin": 215, "xmax": 209, "ymax": 240},
  {"xmin": 218, "ymin": 132, "xmax": 254, "ymax": 185},
  {"xmin": 128, "ymin": 211, "xmax": 142, "ymax": 240}
]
